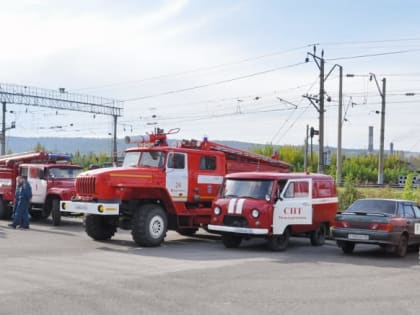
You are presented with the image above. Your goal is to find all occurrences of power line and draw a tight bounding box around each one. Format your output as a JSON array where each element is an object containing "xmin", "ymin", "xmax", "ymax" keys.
[
  {"xmin": 124, "ymin": 61, "xmax": 308, "ymax": 102},
  {"xmin": 327, "ymin": 48, "xmax": 420, "ymax": 61},
  {"xmin": 73, "ymin": 45, "xmax": 312, "ymax": 92}
]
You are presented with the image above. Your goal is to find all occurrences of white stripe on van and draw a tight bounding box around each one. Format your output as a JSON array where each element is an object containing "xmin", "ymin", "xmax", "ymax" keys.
[
  {"xmin": 236, "ymin": 198, "xmax": 245, "ymax": 214},
  {"xmin": 228, "ymin": 198, "xmax": 237, "ymax": 214}
]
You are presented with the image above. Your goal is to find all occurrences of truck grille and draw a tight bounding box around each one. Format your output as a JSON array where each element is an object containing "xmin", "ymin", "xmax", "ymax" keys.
[
  {"xmin": 223, "ymin": 215, "xmax": 248, "ymax": 228},
  {"xmin": 76, "ymin": 176, "xmax": 96, "ymax": 195}
]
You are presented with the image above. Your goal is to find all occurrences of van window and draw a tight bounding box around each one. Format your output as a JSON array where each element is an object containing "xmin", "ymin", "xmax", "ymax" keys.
[
  {"xmin": 200, "ymin": 156, "xmax": 216, "ymax": 170},
  {"xmin": 317, "ymin": 181, "xmax": 332, "ymax": 197},
  {"xmin": 284, "ymin": 181, "xmax": 309, "ymax": 198}
]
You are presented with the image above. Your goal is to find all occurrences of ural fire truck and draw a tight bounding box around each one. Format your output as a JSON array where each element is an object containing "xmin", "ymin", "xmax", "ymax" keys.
[
  {"xmin": 208, "ymin": 172, "xmax": 338, "ymax": 251},
  {"xmin": 60, "ymin": 128, "xmax": 290, "ymax": 246},
  {"xmin": 0, "ymin": 151, "xmax": 83, "ymax": 225}
]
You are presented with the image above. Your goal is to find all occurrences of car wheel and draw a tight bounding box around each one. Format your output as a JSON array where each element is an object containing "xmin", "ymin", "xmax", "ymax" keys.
[
  {"xmin": 85, "ymin": 214, "xmax": 118, "ymax": 241},
  {"xmin": 131, "ymin": 204, "xmax": 168, "ymax": 247},
  {"xmin": 221, "ymin": 234, "xmax": 242, "ymax": 248},
  {"xmin": 267, "ymin": 228, "xmax": 290, "ymax": 251},
  {"xmin": 338, "ymin": 241, "xmax": 355, "ymax": 254},
  {"xmin": 51, "ymin": 199, "xmax": 61, "ymax": 226},
  {"xmin": 395, "ymin": 234, "xmax": 408, "ymax": 257},
  {"xmin": 310, "ymin": 223, "xmax": 327, "ymax": 246}
]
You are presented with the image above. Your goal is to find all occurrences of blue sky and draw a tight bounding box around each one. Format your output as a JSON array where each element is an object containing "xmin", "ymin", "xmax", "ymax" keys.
[{"xmin": 1, "ymin": 0, "xmax": 420, "ymax": 153}]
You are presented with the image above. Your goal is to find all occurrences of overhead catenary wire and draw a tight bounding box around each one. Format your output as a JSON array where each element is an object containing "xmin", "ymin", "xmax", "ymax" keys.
[{"xmin": 123, "ymin": 61, "xmax": 308, "ymax": 102}]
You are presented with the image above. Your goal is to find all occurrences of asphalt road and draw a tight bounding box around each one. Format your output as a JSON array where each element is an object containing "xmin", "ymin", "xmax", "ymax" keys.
[{"xmin": 1, "ymin": 218, "xmax": 419, "ymax": 315}]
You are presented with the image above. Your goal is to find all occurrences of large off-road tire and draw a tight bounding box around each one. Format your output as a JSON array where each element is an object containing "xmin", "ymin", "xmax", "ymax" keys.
[
  {"xmin": 310, "ymin": 223, "xmax": 327, "ymax": 246},
  {"xmin": 0, "ymin": 199, "xmax": 11, "ymax": 220},
  {"xmin": 221, "ymin": 234, "xmax": 242, "ymax": 248},
  {"xmin": 177, "ymin": 228, "xmax": 198, "ymax": 237},
  {"xmin": 131, "ymin": 204, "xmax": 168, "ymax": 247},
  {"xmin": 395, "ymin": 234, "xmax": 408, "ymax": 257},
  {"xmin": 268, "ymin": 228, "xmax": 290, "ymax": 251},
  {"xmin": 85, "ymin": 214, "xmax": 118, "ymax": 241},
  {"xmin": 51, "ymin": 199, "xmax": 61, "ymax": 226},
  {"xmin": 337, "ymin": 241, "xmax": 355, "ymax": 254}
]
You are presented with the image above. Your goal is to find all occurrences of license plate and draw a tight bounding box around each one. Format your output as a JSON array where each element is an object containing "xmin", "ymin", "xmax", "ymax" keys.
[{"xmin": 348, "ymin": 234, "xmax": 369, "ymax": 240}]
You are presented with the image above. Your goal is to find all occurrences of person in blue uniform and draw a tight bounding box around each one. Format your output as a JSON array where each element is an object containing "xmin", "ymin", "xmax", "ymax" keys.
[{"xmin": 9, "ymin": 175, "xmax": 32, "ymax": 229}]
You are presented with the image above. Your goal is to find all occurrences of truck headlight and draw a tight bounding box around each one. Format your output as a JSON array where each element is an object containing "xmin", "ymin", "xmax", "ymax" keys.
[
  {"xmin": 214, "ymin": 207, "xmax": 221, "ymax": 215},
  {"xmin": 251, "ymin": 209, "xmax": 260, "ymax": 218},
  {"xmin": 61, "ymin": 202, "xmax": 67, "ymax": 210},
  {"xmin": 98, "ymin": 205, "xmax": 105, "ymax": 213}
]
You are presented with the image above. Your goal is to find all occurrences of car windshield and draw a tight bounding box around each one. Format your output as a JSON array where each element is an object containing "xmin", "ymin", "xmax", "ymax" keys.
[
  {"xmin": 48, "ymin": 168, "xmax": 83, "ymax": 179},
  {"xmin": 221, "ymin": 179, "xmax": 274, "ymax": 200},
  {"xmin": 122, "ymin": 151, "xmax": 165, "ymax": 168},
  {"xmin": 345, "ymin": 199, "xmax": 397, "ymax": 215}
]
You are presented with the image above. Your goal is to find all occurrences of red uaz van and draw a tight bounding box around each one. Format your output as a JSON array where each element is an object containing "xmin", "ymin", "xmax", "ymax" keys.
[{"xmin": 208, "ymin": 172, "xmax": 338, "ymax": 251}]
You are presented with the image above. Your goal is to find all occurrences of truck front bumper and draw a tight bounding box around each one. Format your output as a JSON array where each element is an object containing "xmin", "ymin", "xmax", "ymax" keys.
[
  {"xmin": 60, "ymin": 200, "xmax": 119, "ymax": 215},
  {"xmin": 207, "ymin": 224, "xmax": 268, "ymax": 235}
]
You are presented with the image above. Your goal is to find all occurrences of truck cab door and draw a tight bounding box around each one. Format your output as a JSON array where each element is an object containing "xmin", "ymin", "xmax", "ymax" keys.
[
  {"xmin": 273, "ymin": 178, "xmax": 312, "ymax": 235},
  {"xmin": 166, "ymin": 152, "xmax": 188, "ymax": 202},
  {"xmin": 27, "ymin": 166, "xmax": 47, "ymax": 204}
]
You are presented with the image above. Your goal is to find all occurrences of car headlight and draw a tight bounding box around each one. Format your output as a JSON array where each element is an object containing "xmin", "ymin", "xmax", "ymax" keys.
[
  {"xmin": 251, "ymin": 209, "xmax": 260, "ymax": 218},
  {"xmin": 214, "ymin": 206, "xmax": 221, "ymax": 215}
]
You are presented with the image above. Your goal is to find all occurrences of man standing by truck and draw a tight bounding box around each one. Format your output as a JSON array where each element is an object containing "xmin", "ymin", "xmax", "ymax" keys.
[{"xmin": 9, "ymin": 176, "xmax": 32, "ymax": 229}]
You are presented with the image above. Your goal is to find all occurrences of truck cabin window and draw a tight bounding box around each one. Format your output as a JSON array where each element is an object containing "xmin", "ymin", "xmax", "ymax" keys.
[
  {"xmin": 222, "ymin": 179, "xmax": 274, "ymax": 200},
  {"xmin": 200, "ymin": 156, "xmax": 216, "ymax": 170},
  {"xmin": 167, "ymin": 153, "xmax": 185, "ymax": 169},
  {"xmin": 122, "ymin": 151, "xmax": 165, "ymax": 168},
  {"xmin": 48, "ymin": 168, "xmax": 83, "ymax": 179}
]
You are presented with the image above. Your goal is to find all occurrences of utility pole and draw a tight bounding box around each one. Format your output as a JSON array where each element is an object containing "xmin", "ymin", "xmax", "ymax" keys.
[
  {"xmin": 305, "ymin": 47, "xmax": 325, "ymax": 173},
  {"xmin": 1, "ymin": 102, "xmax": 6, "ymax": 155},
  {"xmin": 112, "ymin": 115, "xmax": 118, "ymax": 164},
  {"xmin": 336, "ymin": 66, "xmax": 343, "ymax": 186},
  {"xmin": 378, "ymin": 78, "xmax": 386, "ymax": 185},
  {"xmin": 370, "ymin": 74, "xmax": 386, "ymax": 185},
  {"xmin": 304, "ymin": 125, "xmax": 309, "ymax": 172}
]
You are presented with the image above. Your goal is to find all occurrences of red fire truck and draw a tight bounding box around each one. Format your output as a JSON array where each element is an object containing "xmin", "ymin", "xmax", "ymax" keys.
[
  {"xmin": 208, "ymin": 172, "xmax": 338, "ymax": 251},
  {"xmin": 0, "ymin": 152, "xmax": 83, "ymax": 225},
  {"xmin": 60, "ymin": 128, "xmax": 290, "ymax": 246}
]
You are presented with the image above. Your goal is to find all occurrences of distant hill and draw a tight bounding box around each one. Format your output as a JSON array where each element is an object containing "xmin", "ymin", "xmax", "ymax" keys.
[
  {"xmin": 4, "ymin": 136, "xmax": 419, "ymax": 158},
  {"xmin": 5, "ymin": 136, "xmax": 260, "ymax": 155}
]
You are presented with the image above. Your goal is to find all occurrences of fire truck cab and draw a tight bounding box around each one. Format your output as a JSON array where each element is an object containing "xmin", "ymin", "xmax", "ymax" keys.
[
  {"xmin": 0, "ymin": 152, "xmax": 82, "ymax": 225},
  {"xmin": 208, "ymin": 172, "xmax": 338, "ymax": 251}
]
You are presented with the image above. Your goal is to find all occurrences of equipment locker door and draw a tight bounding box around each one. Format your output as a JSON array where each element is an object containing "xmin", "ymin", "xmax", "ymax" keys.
[
  {"xmin": 273, "ymin": 178, "xmax": 313, "ymax": 235},
  {"xmin": 166, "ymin": 152, "xmax": 188, "ymax": 202}
]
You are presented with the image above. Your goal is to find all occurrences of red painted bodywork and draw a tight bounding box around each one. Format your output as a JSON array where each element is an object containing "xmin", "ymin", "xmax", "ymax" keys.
[
  {"xmin": 0, "ymin": 152, "xmax": 81, "ymax": 215},
  {"xmin": 73, "ymin": 134, "xmax": 291, "ymax": 229},
  {"xmin": 211, "ymin": 172, "xmax": 338, "ymax": 236}
]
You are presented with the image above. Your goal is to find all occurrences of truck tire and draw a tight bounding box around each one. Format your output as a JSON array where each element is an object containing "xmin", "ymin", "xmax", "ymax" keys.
[
  {"xmin": 0, "ymin": 199, "xmax": 11, "ymax": 220},
  {"xmin": 131, "ymin": 204, "xmax": 168, "ymax": 247},
  {"xmin": 310, "ymin": 223, "xmax": 327, "ymax": 246},
  {"xmin": 337, "ymin": 241, "xmax": 355, "ymax": 254},
  {"xmin": 51, "ymin": 199, "xmax": 61, "ymax": 226},
  {"xmin": 221, "ymin": 234, "xmax": 242, "ymax": 248},
  {"xmin": 395, "ymin": 234, "xmax": 408, "ymax": 257},
  {"xmin": 177, "ymin": 228, "xmax": 198, "ymax": 237},
  {"xmin": 85, "ymin": 214, "xmax": 118, "ymax": 241},
  {"xmin": 267, "ymin": 228, "xmax": 290, "ymax": 251}
]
